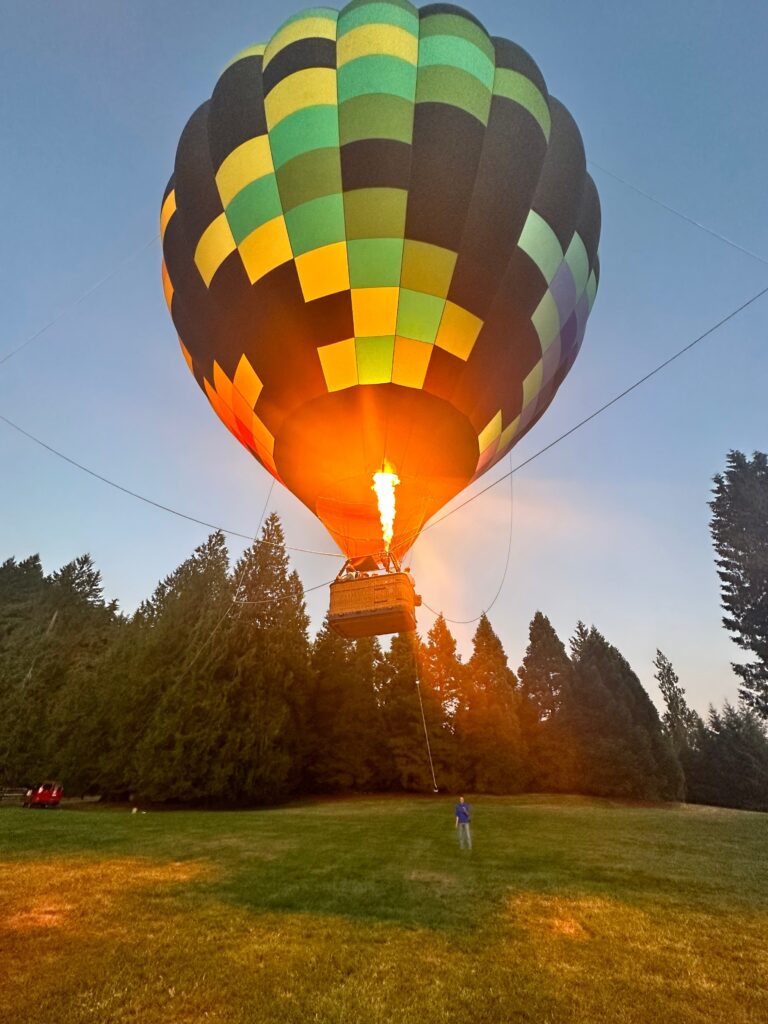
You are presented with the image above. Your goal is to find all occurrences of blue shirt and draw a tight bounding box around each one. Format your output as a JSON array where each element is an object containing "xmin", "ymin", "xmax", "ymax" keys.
[{"xmin": 455, "ymin": 803, "xmax": 471, "ymax": 824}]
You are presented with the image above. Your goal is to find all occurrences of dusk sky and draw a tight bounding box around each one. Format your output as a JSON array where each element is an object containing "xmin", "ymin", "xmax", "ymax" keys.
[{"xmin": 2, "ymin": 1, "xmax": 766, "ymax": 714}]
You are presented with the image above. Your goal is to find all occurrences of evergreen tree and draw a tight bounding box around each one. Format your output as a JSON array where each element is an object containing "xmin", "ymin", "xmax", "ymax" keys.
[
  {"xmin": 455, "ymin": 614, "xmax": 527, "ymax": 793},
  {"xmin": 561, "ymin": 626, "xmax": 683, "ymax": 800},
  {"xmin": 569, "ymin": 620, "xmax": 590, "ymax": 660},
  {"xmin": 420, "ymin": 615, "xmax": 462, "ymax": 716},
  {"xmin": 306, "ymin": 618, "xmax": 390, "ymax": 791},
  {"xmin": 0, "ymin": 555, "xmax": 51, "ymax": 783},
  {"xmin": 652, "ymin": 650, "xmax": 705, "ymax": 801},
  {"xmin": 379, "ymin": 632, "xmax": 442, "ymax": 791},
  {"xmin": 0, "ymin": 554, "xmax": 48, "ymax": 681},
  {"xmin": 44, "ymin": 555, "xmax": 120, "ymax": 784},
  {"xmin": 117, "ymin": 517, "xmax": 310, "ymax": 805},
  {"xmin": 0, "ymin": 553, "xmax": 119, "ymax": 789},
  {"xmin": 710, "ymin": 451, "xmax": 768, "ymax": 717},
  {"xmin": 653, "ymin": 650, "xmax": 702, "ymax": 754},
  {"xmin": 49, "ymin": 554, "xmax": 106, "ymax": 606},
  {"xmin": 417, "ymin": 615, "xmax": 463, "ymax": 790},
  {"xmin": 130, "ymin": 532, "xmax": 236, "ymax": 801},
  {"xmin": 0, "ymin": 557, "xmax": 48, "ymax": 699},
  {"xmin": 88, "ymin": 614, "xmax": 148, "ymax": 798},
  {"xmin": 685, "ymin": 703, "xmax": 768, "ymax": 811},
  {"xmin": 216, "ymin": 514, "xmax": 311, "ymax": 802},
  {"xmin": 517, "ymin": 612, "xmax": 573, "ymax": 790}
]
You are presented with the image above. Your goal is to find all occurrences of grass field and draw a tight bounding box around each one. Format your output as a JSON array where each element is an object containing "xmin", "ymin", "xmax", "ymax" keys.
[{"xmin": 1, "ymin": 795, "xmax": 767, "ymax": 1024}]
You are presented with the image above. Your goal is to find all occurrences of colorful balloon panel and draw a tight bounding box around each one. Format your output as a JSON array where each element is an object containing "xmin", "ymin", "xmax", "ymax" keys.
[{"xmin": 162, "ymin": 1, "xmax": 601, "ymax": 558}]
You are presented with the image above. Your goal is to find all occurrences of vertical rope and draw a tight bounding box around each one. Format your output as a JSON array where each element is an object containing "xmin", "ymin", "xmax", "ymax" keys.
[
  {"xmin": 412, "ymin": 633, "xmax": 438, "ymax": 792},
  {"xmin": 415, "ymin": 678, "xmax": 439, "ymax": 792}
]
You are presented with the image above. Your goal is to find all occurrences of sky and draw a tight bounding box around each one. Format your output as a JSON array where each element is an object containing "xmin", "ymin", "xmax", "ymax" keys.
[{"xmin": 1, "ymin": 1, "xmax": 767, "ymax": 715}]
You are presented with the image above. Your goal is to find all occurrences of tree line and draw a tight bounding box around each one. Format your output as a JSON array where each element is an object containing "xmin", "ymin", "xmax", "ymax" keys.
[{"xmin": 1, "ymin": 451, "xmax": 766, "ymax": 810}]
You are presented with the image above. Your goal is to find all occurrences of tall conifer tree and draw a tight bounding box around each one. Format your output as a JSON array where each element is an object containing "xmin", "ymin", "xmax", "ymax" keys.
[
  {"xmin": 0, "ymin": 553, "xmax": 118, "ymax": 788},
  {"xmin": 379, "ymin": 632, "xmax": 442, "ymax": 791},
  {"xmin": 218, "ymin": 513, "xmax": 311, "ymax": 802},
  {"xmin": 684, "ymin": 702, "xmax": 768, "ymax": 811},
  {"xmin": 710, "ymin": 451, "xmax": 768, "ymax": 717},
  {"xmin": 418, "ymin": 614, "xmax": 463, "ymax": 790},
  {"xmin": 131, "ymin": 532, "xmax": 235, "ymax": 801},
  {"xmin": 306, "ymin": 618, "xmax": 390, "ymax": 791},
  {"xmin": 456, "ymin": 614, "xmax": 527, "ymax": 793},
  {"xmin": 0, "ymin": 556, "xmax": 50, "ymax": 782},
  {"xmin": 518, "ymin": 612, "xmax": 573, "ymax": 790},
  {"xmin": 654, "ymin": 650, "xmax": 702, "ymax": 754},
  {"xmin": 562, "ymin": 626, "xmax": 683, "ymax": 799}
]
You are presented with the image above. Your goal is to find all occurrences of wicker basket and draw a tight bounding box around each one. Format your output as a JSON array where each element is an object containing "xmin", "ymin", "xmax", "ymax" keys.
[{"xmin": 329, "ymin": 572, "xmax": 419, "ymax": 638}]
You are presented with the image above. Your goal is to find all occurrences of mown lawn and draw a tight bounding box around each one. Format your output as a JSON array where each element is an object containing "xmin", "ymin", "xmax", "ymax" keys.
[{"xmin": 1, "ymin": 795, "xmax": 766, "ymax": 1023}]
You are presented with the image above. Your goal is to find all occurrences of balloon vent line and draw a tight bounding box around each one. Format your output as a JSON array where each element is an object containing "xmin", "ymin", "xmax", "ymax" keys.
[
  {"xmin": 0, "ymin": 235, "xmax": 160, "ymax": 368},
  {"xmin": 589, "ymin": 161, "xmax": 768, "ymax": 267}
]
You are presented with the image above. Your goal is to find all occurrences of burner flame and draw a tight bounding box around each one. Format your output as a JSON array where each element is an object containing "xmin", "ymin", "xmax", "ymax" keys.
[{"xmin": 372, "ymin": 465, "xmax": 400, "ymax": 552}]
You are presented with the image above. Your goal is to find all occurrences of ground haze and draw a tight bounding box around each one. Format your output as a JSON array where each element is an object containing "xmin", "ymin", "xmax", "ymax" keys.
[{"xmin": 1, "ymin": 795, "xmax": 766, "ymax": 1023}]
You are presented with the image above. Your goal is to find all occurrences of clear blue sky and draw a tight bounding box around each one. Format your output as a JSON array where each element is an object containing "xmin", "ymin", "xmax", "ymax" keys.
[{"xmin": 2, "ymin": 1, "xmax": 766, "ymax": 713}]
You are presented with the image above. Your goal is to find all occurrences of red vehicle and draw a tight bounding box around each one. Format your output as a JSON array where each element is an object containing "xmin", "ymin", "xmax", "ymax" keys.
[{"xmin": 23, "ymin": 781, "xmax": 63, "ymax": 808}]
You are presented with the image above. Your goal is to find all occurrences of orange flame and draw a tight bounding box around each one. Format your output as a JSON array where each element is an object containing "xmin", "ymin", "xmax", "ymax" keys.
[{"xmin": 372, "ymin": 465, "xmax": 400, "ymax": 552}]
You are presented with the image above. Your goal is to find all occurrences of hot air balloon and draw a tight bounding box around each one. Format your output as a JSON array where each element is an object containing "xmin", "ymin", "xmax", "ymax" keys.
[{"xmin": 161, "ymin": 1, "xmax": 600, "ymax": 636}]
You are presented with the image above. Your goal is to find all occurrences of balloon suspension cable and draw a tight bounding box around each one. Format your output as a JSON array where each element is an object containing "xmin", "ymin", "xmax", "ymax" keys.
[
  {"xmin": 0, "ymin": 412, "xmax": 342, "ymax": 557},
  {"xmin": 412, "ymin": 635, "xmax": 439, "ymax": 793}
]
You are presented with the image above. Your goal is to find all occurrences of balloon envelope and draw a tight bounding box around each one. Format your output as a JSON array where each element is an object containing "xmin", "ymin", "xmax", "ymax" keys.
[{"xmin": 161, "ymin": 1, "xmax": 601, "ymax": 558}]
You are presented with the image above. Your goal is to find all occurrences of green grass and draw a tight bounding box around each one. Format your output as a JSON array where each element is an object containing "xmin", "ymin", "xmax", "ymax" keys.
[{"xmin": 1, "ymin": 795, "xmax": 767, "ymax": 1023}]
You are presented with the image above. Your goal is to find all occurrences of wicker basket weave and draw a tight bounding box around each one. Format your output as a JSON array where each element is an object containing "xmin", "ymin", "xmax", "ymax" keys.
[{"xmin": 329, "ymin": 572, "xmax": 418, "ymax": 638}]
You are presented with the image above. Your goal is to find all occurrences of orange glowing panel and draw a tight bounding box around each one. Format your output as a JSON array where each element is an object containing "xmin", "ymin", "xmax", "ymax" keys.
[
  {"xmin": 212, "ymin": 361, "xmax": 234, "ymax": 408},
  {"xmin": 204, "ymin": 377, "xmax": 239, "ymax": 437},
  {"xmin": 392, "ymin": 335, "xmax": 432, "ymax": 389},
  {"xmin": 251, "ymin": 412, "xmax": 275, "ymax": 456},
  {"xmin": 233, "ymin": 354, "xmax": 263, "ymax": 409},
  {"xmin": 232, "ymin": 386, "xmax": 254, "ymax": 428}
]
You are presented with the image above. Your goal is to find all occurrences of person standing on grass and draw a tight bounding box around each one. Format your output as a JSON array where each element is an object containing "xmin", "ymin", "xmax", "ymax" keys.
[{"xmin": 455, "ymin": 796, "xmax": 472, "ymax": 850}]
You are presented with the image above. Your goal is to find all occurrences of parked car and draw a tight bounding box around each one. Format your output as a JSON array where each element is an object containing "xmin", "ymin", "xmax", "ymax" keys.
[{"xmin": 23, "ymin": 781, "xmax": 63, "ymax": 808}]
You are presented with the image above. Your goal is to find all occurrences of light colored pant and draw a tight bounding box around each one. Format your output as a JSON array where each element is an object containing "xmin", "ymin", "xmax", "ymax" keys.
[{"xmin": 457, "ymin": 822, "xmax": 472, "ymax": 849}]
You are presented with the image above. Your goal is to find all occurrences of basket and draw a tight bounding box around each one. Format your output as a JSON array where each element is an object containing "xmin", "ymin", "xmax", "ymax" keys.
[{"xmin": 329, "ymin": 572, "xmax": 419, "ymax": 638}]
